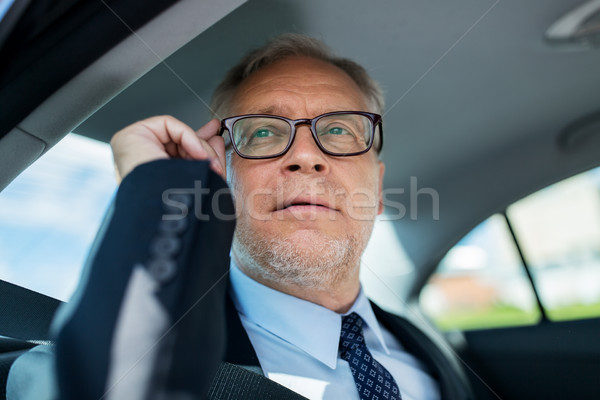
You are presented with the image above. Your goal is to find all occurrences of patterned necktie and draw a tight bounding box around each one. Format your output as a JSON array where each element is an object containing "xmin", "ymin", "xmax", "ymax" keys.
[{"xmin": 339, "ymin": 312, "xmax": 402, "ymax": 400}]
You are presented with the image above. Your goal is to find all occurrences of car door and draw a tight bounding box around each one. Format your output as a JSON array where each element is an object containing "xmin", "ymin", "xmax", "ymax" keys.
[{"xmin": 417, "ymin": 166, "xmax": 600, "ymax": 399}]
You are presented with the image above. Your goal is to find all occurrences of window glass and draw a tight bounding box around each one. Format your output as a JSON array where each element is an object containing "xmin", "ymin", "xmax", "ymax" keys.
[
  {"xmin": 361, "ymin": 216, "xmax": 416, "ymax": 314},
  {"xmin": 0, "ymin": 134, "xmax": 116, "ymax": 301},
  {"xmin": 507, "ymin": 166, "xmax": 600, "ymax": 321},
  {"xmin": 419, "ymin": 214, "xmax": 541, "ymax": 331}
]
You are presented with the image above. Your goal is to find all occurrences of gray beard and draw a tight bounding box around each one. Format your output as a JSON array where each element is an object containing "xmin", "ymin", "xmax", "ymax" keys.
[
  {"xmin": 232, "ymin": 226, "xmax": 364, "ymax": 291},
  {"xmin": 228, "ymin": 164, "xmax": 377, "ymax": 291}
]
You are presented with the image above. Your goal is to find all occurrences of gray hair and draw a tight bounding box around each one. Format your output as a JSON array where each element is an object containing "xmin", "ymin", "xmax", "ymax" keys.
[{"xmin": 210, "ymin": 33, "xmax": 385, "ymax": 118}]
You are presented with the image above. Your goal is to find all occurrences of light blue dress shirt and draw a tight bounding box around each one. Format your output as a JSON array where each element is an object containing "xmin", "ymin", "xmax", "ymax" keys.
[{"xmin": 229, "ymin": 261, "xmax": 441, "ymax": 400}]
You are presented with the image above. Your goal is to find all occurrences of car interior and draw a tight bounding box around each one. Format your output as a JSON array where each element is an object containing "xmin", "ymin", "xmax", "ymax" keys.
[{"xmin": 1, "ymin": 1, "xmax": 599, "ymax": 399}]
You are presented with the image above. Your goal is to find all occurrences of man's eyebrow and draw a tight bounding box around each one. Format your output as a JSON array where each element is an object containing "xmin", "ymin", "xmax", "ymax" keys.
[
  {"xmin": 250, "ymin": 106, "xmax": 346, "ymax": 117},
  {"xmin": 252, "ymin": 106, "xmax": 286, "ymax": 115}
]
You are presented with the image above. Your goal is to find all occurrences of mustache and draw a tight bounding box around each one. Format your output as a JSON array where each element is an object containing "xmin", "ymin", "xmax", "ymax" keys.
[
  {"xmin": 274, "ymin": 177, "xmax": 347, "ymax": 207},
  {"xmin": 233, "ymin": 176, "xmax": 348, "ymax": 208}
]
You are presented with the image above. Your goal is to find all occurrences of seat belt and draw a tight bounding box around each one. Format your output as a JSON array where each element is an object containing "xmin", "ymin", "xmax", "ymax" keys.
[
  {"xmin": 207, "ymin": 362, "xmax": 308, "ymax": 400},
  {"xmin": 0, "ymin": 279, "xmax": 62, "ymax": 341}
]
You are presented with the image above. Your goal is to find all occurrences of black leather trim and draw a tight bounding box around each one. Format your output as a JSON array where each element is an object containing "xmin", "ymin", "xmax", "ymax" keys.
[{"xmin": 0, "ymin": 279, "xmax": 62, "ymax": 341}]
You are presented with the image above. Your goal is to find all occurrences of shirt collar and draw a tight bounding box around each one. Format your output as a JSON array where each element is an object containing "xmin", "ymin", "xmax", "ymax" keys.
[{"xmin": 229, "ymin": 260, "xmax": 390, "ymax": 369}]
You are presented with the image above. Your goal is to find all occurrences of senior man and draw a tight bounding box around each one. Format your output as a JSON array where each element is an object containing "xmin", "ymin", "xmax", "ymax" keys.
[{"xmin": 7, "ymin": 34, "xmax": 473, "ymax": 400}]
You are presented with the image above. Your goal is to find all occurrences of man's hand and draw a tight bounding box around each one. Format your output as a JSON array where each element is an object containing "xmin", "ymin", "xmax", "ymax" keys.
[{"xmin": 110, "ymin": 116, "xmax": 226, "ymax": 182}]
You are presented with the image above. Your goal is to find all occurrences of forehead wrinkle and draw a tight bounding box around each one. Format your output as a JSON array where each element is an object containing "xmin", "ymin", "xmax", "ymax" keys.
[{"xmin": 234, "ymin": 85, "xmax": 368, "ymax": 118}]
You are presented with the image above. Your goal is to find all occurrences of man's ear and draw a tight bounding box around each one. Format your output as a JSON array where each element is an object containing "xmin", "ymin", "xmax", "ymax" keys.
[{"xmin": 377, "ymin": 161, "xmax": 385, "ymax": 215}]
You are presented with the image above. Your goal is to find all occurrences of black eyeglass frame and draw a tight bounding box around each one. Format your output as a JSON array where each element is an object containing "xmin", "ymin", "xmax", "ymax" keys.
[{"xmin": 219, "ymin": 111, "xmax": 383, "ymax": 160}]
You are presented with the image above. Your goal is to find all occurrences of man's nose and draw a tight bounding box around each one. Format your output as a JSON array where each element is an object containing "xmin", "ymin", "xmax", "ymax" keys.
[{"xmin": 281, "ymin": 126, "xmax": 330, "ymax": 174}]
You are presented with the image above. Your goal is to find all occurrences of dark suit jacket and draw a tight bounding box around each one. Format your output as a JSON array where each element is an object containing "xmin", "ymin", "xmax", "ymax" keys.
[{"xmin": 9, "ymin": 159, "xmax": 473, "ymax": 400}]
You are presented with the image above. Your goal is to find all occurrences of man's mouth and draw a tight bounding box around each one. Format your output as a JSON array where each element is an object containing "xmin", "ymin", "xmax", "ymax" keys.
[{"xmin": 275, "ymin": 197, "xmax": 338, "ymax": 212}]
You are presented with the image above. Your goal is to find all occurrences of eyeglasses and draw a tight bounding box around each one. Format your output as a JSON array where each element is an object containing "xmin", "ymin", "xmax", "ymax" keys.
[{"xmin": 220, "ymin": 111, "xmax": 383, "ymax": 159}]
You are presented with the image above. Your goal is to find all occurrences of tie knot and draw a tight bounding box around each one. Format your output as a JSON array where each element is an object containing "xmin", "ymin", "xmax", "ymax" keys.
[{"xmin": 339, "ymin": 312, "xmax": 366, "ymax": 352}]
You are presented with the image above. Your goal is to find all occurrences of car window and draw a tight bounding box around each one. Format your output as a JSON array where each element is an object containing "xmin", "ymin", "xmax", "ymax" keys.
[
  {"xmin": 361, "ymin": 216, "xmax": 416, "ymax": 314},
  {"xmin": 420, "ymin": 166, "xmax": 600, "ymax": 331},
  {"xmin": 419, "ymin": 214, "xmax": 541, "ymax": 331},
  {"xmin": 507, "ymin": 167, "xmax": 600, "ymax": 321},
  {"xmin": 0, "ymin": 134, "xmax": 116, "ymax": 301}
]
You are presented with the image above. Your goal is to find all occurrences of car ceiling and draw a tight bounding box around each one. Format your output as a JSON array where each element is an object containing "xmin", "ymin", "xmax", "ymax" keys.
[{"xmin": 2, "ymin": 0, "xmax": 600, "ymax": 294}]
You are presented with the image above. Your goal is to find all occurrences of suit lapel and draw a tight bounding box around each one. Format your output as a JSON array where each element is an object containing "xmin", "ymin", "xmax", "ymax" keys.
[{"xmin": 223, "ymin": 289, "xmax": 261, "ymax": 368}]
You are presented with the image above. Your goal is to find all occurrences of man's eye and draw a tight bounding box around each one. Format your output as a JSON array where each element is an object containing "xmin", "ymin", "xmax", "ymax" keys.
[
  {"xmin": 252, "ymin": 129, "xmax": 274, "ymax": 138},
  {"xmin": 324, "ymin": 126, "xmax": 352, "ymax": 136}
]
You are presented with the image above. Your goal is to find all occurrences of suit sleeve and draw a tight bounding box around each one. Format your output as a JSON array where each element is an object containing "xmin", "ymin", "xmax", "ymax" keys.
[{"xmin": 51, "ymin": 159, "xmax": 236, "ymax": 399}]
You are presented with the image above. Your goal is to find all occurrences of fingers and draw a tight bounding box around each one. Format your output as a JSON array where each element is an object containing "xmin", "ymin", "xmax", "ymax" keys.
[
  {"xmin": 152, "ymin": 117, "xmax": 225, "ymax": 178},
  {"xmin": 207, "ymin": 136, "xmax": 226, "ymax": 171},
  {"xmin": 152, "ymin": 116, "xmax": 209, "ymax": 160},
  {"xmin": 111, "ymin": 116, "xmax": 227, "ymax": 182},
  {"xmin": 196, "ymin": 118, "xmax": 221, "ymax": 141},
  {"xmin": 196, "ymin": 119, "xmax": 226, "ymax": 178}
]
